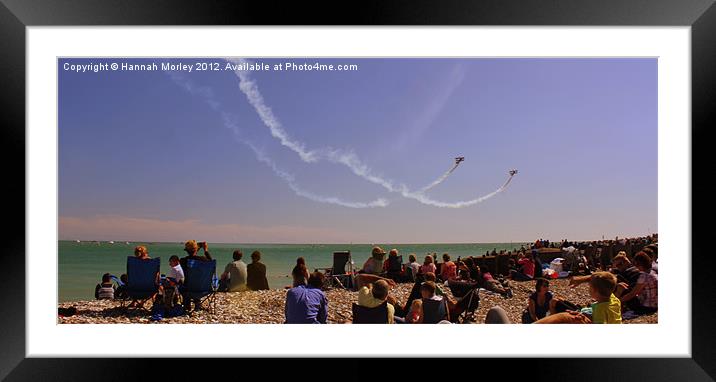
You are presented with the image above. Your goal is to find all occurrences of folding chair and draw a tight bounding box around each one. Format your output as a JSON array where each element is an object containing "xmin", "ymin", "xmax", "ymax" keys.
[
  {"xmin": 352, "ymin": 302, "xmax": 389, "ymax": 324},
  {"xmin": 123, "ymin": 257, "xmax": 160, "ymax": 311},
  {"xmin": 421, "ymin": 298, "xmax": 449, "ymax": 324},
  {"xmin": 184, "ymin": 259, "xmax": 218, "ymax": 314},
  {"xmin": 316, "ymin": 251, "xmax": 353, "ymax": 290}
]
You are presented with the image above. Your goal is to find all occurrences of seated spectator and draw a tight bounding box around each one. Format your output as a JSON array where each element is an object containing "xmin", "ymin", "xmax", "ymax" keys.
[
  {"xmin": 291, "ymin": 257, "xmax": 309, "ymax": 287},
  {"xmin": 419, "ymin": 255, "xmax": 437, "ymax": 276},
  {"xmin": 167, "ymin": 255, "xmax": 185, "ymax": 285},
  {"xmin": 247, "ymin": 250, "xmax": 270, "ymax": 291},
  {"xmin": 523, "ymin": 278, "xmax": 556, "ymax": 323},
  {"xmin": 361, "ymin": 246, "xmax": 386, "ymax": 275},
  {"xmin": 94, "ymin": 273, "xmax": 115, "ymax": 300},
  {"xmin": 619, "ymin": 252, "xmax": 658, "ymax": 315},
  {"xmin": 510, "ymin": 251, "xmax": 535, "ymax": 281},
  {"xmin": 440, "ymin": 253, "xmax": 457, "ymax": 281},
  {"xmin": 115, "ymin": 273, "xmax": 129, "ymax": 300},
  {"xmin": 583, "ymin": 272, "xmax": 622, "ymax": 324},
  {"xmin": 220, "ymin": 250, "xmax": 247, "ymax": 292},
  {"xmin": 357, "ymin": 280, "xmax": 395, "ymax": 324},
  {"xmin": 479, "ymin": 266, "xmax": 512, "ymax": 297},
  {"xmin": 419, "ymin": 281, "xmax": 450, "ymax": 324},
  {"xmin": 134, "ymin": 245, "xmax": 151, "ymax": 260},
  {"xmin": 384, "ymin": 249, "xmax": 403, "ymax": 281},
  {"xmin": 179, "ymin": 240, "xmax": 213, "ymax": 311},
  {"xmin": 405, "ymin": 254, "xmax": 420, "ymax": 282},
  {"xmin": 285, "ymin": 272, "xmax": 328, "ymax": 324}
]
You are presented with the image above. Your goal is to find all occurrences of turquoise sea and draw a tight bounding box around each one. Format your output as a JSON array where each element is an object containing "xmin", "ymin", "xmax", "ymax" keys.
[{"xmin": 58, "ymin": 241, "xmax": 529, "ymax": 302}]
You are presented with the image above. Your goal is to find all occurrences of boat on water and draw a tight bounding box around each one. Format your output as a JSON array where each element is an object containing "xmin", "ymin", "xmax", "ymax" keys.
[{"xmin": 108, "ymin": 241, "xmax": 115, "ymax": 244}]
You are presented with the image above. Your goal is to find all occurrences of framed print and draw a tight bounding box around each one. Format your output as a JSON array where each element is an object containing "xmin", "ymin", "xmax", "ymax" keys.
[{"xmin": 3, "ymin": 0, "xmax": 716, "ymax": 380}]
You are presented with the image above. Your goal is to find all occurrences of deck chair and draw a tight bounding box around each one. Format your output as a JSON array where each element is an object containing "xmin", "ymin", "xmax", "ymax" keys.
[
  {"xmin": 385, "ymin": 255, "xmax": 404, "ymax": 282},
  {"xmin": 123, "ymin": 257, "xmax": 160, "ymax": 311},
  {"xmin": 352, "ymin": 301, "xmax": 389, "ymax": 324},
  {"xmin": 421, "ymin": 298, "xmax": 449, "ymax": 324},
  {"xmin": 184, "ymin": 259, "xmax": 218, "ymax": 314},
  {"xmin": 316, "ymin": 251, "xmax": 353, "ymax": 290}
]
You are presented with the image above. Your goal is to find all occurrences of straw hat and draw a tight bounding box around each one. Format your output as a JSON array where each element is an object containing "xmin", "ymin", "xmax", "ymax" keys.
[{"xmin": 371, "ymin": 246, "xmax": 386, "ymax": 258}]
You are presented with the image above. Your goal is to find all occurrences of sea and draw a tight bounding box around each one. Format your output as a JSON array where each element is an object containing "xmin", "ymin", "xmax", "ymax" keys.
[{"xmin": 58, "ymin": 241, "xmax": 529, "ymax": 302}]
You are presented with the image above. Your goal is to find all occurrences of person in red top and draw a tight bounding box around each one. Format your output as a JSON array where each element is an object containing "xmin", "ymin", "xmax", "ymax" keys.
[
  {"xmin": 440, "ymin": 253, "xmax": 458, "ymax": 281},
  {"xmin": 510, "ymin": 251, "xmax": 535, "ymax": 281}
]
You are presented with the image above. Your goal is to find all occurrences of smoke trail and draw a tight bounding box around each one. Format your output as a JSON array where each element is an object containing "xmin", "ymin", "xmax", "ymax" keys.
[
  {"xmin": 403, "ymin": 173, "xmax": 516, "ymax": 208},
  {"xmin": 418, "ymin": 161, "xmax": 461, "ymax": 193},
  {"xmin": 228, "ymin": 58, "xmax": 516, "ymax": 208},
  {"xmin": 167, "ymin": 70, "xmax": 389, "ymax": 209},
  {"xmin": 244, "ymin": 142, "xmax": 389, "ymax": 208}
]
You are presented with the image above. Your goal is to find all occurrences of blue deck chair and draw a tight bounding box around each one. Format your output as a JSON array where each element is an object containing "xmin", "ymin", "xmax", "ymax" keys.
[
  {"xmin": 123, "ymin": 257, "xmax": 160, "ymax": 311},
  {"xmin": 184, "ymin": 259, "xmax": 218, "ymax": 314}
]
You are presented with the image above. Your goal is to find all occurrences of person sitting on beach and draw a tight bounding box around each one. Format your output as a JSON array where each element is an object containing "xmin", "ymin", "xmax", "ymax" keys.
[
  {"xmin": 291, "ymin": 257, "xmax": 309, "ymax": 287},
  {"xmin": 115, "ymin": 273, "xmax": 129, "ymax": 300},
  {"xmin": 571, "ymin": 252, "xmax": 639, "ymax": 304},
  {"xmin": 247, "ymin": 250, "xmax": 270, "ymax": 291},
  {"xmin": 419, "ymin": 281, "xmax": 450, "ymax": 324},
  {"xmin": 618, "ymin": 252, "xmax": 658, "ymax": 315},
  {"xmin": 94, "ymin": 273, "xmax": 115, "ymax": 300},
  {"xmin": 361, "ymin": 246, "xmax": 386, "ymax": 275},
  {"xmin": 405, "ymin": 254, "xmax": 420, "ymax": 282},
  {"xmin": 401, "ymin": 272, "xmax": 457, "ymax": 319},
  {"xmin": 440, "ymin": 253, "xmax": 458, "ymax": 282},
  {"xmin": 220, "ymin": 250, "xmax": 248, "ymax": 292},
  {"xmin": 419, "ymin": 255, "xmax": 437, "ymax": 277},
  {"xmin": 642, "ymin": 245, "xmax": 658, "ymax": 274},
  {"xmin": 134, "ymin": 245, "xmax": 151, "ymax": 260},
  {"xmin": 384, "ymin": 249, "xmax": 404, "ymax": 281},
  {"xmin": 522, "ymin": 278, "xmax": 557, "ymax": 323},
  {"xmin": 357, "ymin": 280, "xmax": 395, "ymax": 324},
  {"xmin": 285, "ymin": 271, "xmax": 328, "ymax": 324},
  {"xmin": 167, "ymin": 255, "xmax": 185, "ymax": 285},
  {"xmin": 580, "ymin": 271, "xmax": 622, "ymax": 324},
  {"xmin": 510, "ymin": 251, "xmax": 535, "ymax": 281},
  {"xmin": 478, "ymin": 266, "xmax": 512, "ymax": 298},
  {"xmin": 179, "ymin": 240, "xmax": 213, "ymax": 311}
]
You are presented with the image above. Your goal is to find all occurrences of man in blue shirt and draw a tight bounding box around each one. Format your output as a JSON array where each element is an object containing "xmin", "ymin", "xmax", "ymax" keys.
[{"xmin": 285, "ymin": 271, "xmax": 328, "ymax": 324}]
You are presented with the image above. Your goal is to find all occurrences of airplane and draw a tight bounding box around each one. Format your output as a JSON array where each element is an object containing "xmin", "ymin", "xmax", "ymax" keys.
[
  {"xmin": 509, "ymin": 169, "xmax": 518, "ymax": 176},
  {"xmin": 455, "ymin": 157, "xmax": 465, "ymax": 164}
]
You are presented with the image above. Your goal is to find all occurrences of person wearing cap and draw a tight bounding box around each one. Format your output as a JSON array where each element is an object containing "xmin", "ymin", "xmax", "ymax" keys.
[
  {"xmin": 362, "ymin": 246, "xmax": 386, "ymax": 275},
  {"xmin": 179, "ymin": 240, "xmax": 213, "ymax": 311}
]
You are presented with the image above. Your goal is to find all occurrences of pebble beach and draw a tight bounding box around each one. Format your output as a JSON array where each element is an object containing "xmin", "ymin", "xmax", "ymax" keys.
[{"xmin": 58, "ymin": 279, "xmax": 657, "ymax": 324}]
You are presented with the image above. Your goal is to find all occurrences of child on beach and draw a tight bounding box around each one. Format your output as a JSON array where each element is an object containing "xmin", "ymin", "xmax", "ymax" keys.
[
  {"xmin": 582, "ymin": 271, "xmax": 622, "ymax": 324},
  {"xmin": 167, "ymin": 255, "xmax": 185, "ymax": 285},
  {"xmin": 94, "ymin": 273, "xmax": 115, "ymax": 300}
]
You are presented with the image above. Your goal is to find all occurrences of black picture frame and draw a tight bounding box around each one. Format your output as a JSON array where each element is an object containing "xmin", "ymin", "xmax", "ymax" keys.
[{"xmin": 2, "ymin": 0, "xmax": 714, "ymax": 380}]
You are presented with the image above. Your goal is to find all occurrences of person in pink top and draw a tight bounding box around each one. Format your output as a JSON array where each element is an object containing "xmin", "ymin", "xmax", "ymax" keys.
[
  {"xmin": 510, "ymin": 251, "xmax": 535, "ymax": 281},
  {"xmin": 419, "ymin": 255, "xmax": 436, "ymax": 276},
  {"xmin": 440, "ymin": 253, "xmax": 458, "ymax": 281}
]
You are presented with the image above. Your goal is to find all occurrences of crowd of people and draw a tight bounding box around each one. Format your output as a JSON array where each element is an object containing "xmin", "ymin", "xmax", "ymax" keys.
[{"xmin": 92, "ymin": 234, "xmax": 658, "ymax": 324}]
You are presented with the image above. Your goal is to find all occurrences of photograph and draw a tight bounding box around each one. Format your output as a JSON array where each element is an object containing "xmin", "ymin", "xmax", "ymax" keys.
[{"xmin": 56, "ymin": 57, "xmax": 658, "ymax": 325}]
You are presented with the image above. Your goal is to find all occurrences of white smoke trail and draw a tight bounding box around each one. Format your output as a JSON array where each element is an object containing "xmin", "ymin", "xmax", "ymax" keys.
[
  {"xmin": 402, "ymin": 173, "xmax": 516, "ymax": 208},
  {"xmin": 418, "ymin": 161, "xmax": 461, "ymax": 193},
  {"xmin": 228, "ymin": 58, "xmax": 515, "ymax": 208},
  {"xmin": 167, "ymin": 70, "xmax": 389, "ymax": 209}
]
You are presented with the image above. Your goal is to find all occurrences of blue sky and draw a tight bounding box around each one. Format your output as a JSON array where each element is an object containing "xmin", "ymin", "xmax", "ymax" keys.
[{"xmin": 58, "ymin": 58, "xmax": 657, "ymax": 243}]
